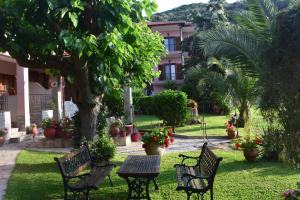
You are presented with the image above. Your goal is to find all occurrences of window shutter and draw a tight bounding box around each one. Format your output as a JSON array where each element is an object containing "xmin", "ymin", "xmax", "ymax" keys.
[
  {"xmin": 176, "ymin": 64, "xmax": 183, "ymax": 80},
  {"xmin": 175, "ymin": 37, "xmax": 181, "ymax": 51},
  {"xmin": 158, "ymin": 65, "xmax": 165, "ymax": 80}
]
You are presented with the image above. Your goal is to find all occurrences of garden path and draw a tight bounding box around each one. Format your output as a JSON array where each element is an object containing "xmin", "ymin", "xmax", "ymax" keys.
[
  {"xmin": 0, "ymin": 143, "xmax": 20, "ymax": 200},
  {"xmin": 118, "ymin": 137, "xmax": 231, "ymax": 155}
]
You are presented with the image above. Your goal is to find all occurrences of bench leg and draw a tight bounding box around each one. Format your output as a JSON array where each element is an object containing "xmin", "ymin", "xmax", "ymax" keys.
[
  {"xmin": 84, "ymin": 190, "xmax": 90, "ymax": 200},
  {"xmin": 108, "ymin": 173, "xmax": 113, "ymax": 187},
  {"xmin": 186, "ymin": 191, "xmax": 192, "ymax": 200},
  {"xmin": 152, "ymin": 178, "xmax": 159, "ymax": 191},
  {"xmin": 64, "ymin": 188, "xmax": 68, "ymax": 200}
]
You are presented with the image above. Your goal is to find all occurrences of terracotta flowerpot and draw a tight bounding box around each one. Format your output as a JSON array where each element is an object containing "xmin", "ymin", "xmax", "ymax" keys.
[
  {"xmin": 0, "ymin": 137, "xmax": 5, "ymax": 146},
  {"xmin": 144, "ymin": 143, "xmax": 165, "ymax": 156},
  {"xmin": 44, "ymin": 128, "xmax": 56, "ymax": 139},
  {"xmin": 119, "ymin": 130, "xmax": 127, "ymax": 137},
  {"xmin": 124, "ymin": 124, "xmax": 134, "ymax": 135},
  {"xmin": 227, "ymin": 129, "xmax": 235, "ymax": 139},
  {"xmin": 55, "ymin": 129, "xmax": 64, "ymax": 138},
  {"xmin": 109, "ymin": 126, "xmax": 120, "ymax": 137},
  {"xmin": 131, "ymin": 133, "xmax": 140, "ymax": 142},
  {"xmin": 32, "ymin": 127, "xmax": 39, "ymax": 137},
  {"xmin": 243, "ymin": 148, "xmax": 259, "ymax": 161}
]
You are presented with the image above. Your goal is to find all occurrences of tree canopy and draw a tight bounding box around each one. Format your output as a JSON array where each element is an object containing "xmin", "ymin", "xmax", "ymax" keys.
[{"xmin": 0, "ymin": 0, "xmax": 165, "ymax": 139}]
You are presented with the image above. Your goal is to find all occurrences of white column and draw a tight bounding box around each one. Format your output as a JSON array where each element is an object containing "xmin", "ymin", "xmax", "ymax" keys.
[
  {"xmin": 124, "ymin": 87, "xmax": 133, "ymax": 124},
  {"xmin": 51, "ymin": 76, "xmax": 63, "ymax": 121},
  {"xmin": 16, "ymin": 65, "xmax": 30, "ymax": 130}
]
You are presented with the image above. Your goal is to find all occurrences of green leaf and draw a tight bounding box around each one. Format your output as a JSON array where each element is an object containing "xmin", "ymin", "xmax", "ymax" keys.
[
  {"xmin": 61, "ymin": 8, "xmax": 68, "ymax": 18},
  {"xmin": 68, "ymin": 12, "xmax": 78, "ymax": 28}
]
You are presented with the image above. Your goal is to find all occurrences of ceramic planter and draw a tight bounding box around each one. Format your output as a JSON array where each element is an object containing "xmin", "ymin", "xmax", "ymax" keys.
[
  {"xmin": 243, "ymin": 148, "xmax": 259, "ymax": 161},
  {"xmin": 124, "ymin": 124, "xmax": 134, "ymax": 136},
  {"xmin": 227, "ymin": 129, "xmax": 235, "ymax": 139},
  {"xmin": 55, "ymin": 128, "xmax": 65, "ymax": 138},
  {"xmin": 144, "ymin": 143, "xmax": 165, "ymax": 156},
  {"xmin": 119, "ymin": 130, "xmax": 127, "ymax": 137},
  {"xmin": 44, "ymin": 127, "xmax": 56, "ymax": 139},
  {"xmin": 109, "ymin": 125, "xmax": 120, "ymax": 137},
  {"xmin": 131, "ymin": 133, "xmax": 140, "ymax": 142},
  {"xmin": 0, "ymin": 136, "xmax": 5, "ymax": 146}
]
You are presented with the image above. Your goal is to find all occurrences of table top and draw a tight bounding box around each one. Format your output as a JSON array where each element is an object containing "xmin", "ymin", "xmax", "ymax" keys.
[{"xmin": 118, "ymin": 155, "xmax": 161, "ymax": 177}]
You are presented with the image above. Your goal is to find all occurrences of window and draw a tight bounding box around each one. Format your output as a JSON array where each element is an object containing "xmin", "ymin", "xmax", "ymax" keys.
[
  {"xmin": 165, "ymin": 64, "xmax": 176, "ymax": 80},
  {"xmin": 0, "ymin": 74, "xmax": 16, "ymax": 95},
  {"xmin": 164, "ymin": 37, "xmax": 176, "ymax": 52}
]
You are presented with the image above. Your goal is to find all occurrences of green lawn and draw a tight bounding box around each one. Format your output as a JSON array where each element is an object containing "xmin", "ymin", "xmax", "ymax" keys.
[
  {"xmin": 135, "ymin": 109, "xmax": 266, "ymax": 137},
  {"xmin": 5, "ymin": 150, "xmax": 299, "ymax": 200}
]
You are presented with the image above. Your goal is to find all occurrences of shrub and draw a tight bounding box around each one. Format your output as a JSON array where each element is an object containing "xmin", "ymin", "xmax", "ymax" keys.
[
  {"xmin": 153, "ymin": 90, "xmax": 188, "ymax": 127},
  {"xmin": 134, "ymin": 96, "xmax": 155, "ymax": 115},
  {"xmin": 103, "ymin": 89, "xmax": 124, "ymax": 117},
  {"xmin": 262, "ymin": 127, "xmax": 284, "ymax": 161},
  {"xmin": 84, "ymin": 133, "xmax": 116, "ymax": 161}
]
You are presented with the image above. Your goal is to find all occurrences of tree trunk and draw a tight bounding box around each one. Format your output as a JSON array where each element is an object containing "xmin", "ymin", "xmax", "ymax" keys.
[
  {"xmin": 71, "ymin": 61, "xmax": 103, "ymax": 141},
  {"xmin": 77, "ymin": 102, "xmax": 101, "ymax": 140}
]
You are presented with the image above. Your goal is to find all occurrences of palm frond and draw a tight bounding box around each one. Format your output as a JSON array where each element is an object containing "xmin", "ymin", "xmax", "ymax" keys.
[
  {"xmin": 288, "ymin": 0, "xmax": 300, "ymax": 9},
  {"xmin": 247, "ymin": 0, "xmax": 270, "ymax": 30},
  {"xmin": 201, "ymin": 25, "xmax": 264, "ymax": 74},
  {"xmin": 261, "ymin": 0, "xmax": 278, "ymax": 19}
]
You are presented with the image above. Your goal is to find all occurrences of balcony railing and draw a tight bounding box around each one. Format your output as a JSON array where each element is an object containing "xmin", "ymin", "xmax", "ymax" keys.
[
  {"xmin": 0, "ymin": 91, "xmax": 8, "ymax": 111},
  {"xmin": 158, "ymin": 73, "xmax": 184, "ymax": 81}
]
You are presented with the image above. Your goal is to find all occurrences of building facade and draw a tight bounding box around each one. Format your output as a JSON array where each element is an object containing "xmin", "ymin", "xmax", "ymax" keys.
[
  {"xmin": 148, "ymin": 21, "xmax": 195, "ymax": 94},
  {"xmin": 0, "ymin": 53, "xmax": 64, "ymax": 132}
]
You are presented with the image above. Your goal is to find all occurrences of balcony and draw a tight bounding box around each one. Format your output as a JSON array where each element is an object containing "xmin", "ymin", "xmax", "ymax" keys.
[{"xmin": 153, "ymin": 73, "xmax": 184, "ymax": 85}]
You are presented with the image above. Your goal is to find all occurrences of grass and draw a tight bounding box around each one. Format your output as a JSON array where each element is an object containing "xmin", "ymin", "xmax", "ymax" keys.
[
  {"xmin": 135, "ymin": 109, "xmax": 266, "ymax": 137},
  {"xmin": 5, "ymin": 150, "xmax": 299, "ymax": 200}
]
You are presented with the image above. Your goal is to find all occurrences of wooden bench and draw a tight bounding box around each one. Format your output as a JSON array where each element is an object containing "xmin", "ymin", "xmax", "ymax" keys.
[
  {"xmin": 174, "ymin": 142, "xmax": 223, "ymax": 200},
  {"xmin": 54, "ymin": 145, "xmax": 116, "ymax": 200}
]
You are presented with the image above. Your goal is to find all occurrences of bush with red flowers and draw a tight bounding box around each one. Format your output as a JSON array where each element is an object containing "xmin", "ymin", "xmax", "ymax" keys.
[
  {"xmin": 142, "ymin": 127, "xmax": 174, "ymax": 148},
  {"xmin": 234, "ymin": 136, "xmax": 263, "ymax": 150}
]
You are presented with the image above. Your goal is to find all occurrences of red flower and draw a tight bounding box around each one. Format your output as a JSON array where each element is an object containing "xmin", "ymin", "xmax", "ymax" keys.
[
  {"xmin": 254, "ymin": 138, "xmax": 262, "ymax": 145},
  {"xmin": 169, "ymin": 127, "xmax": 173, "ymax": 131},
  {"xmin": 152, "ymin": 137, "xmax": 158, "ymax": 142},
  {"xmin": 167, "ymin": 132, "xmax": 173, "ymax": 137},
  {"xmin": 164, "ymin": 135, "xmax": 168, "ymax": 139},
  {"xmin": 235, "ymin": 143, "xmax": 241, "ymax": 149},
  {"xmin": 170, "ymin": 138, "xmax": 174, "ymax": 143}
]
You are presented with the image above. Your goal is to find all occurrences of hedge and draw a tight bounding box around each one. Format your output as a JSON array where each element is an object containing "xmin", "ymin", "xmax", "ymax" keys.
[{"xmin": 153, "ymin": 90, "xmax": 187, "ymax": 127}]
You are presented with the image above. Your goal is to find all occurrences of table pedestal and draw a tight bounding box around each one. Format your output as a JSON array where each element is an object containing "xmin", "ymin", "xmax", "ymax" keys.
[{"xmin": 123, "ymin": 177, "xmax": 158, "ymax": 200}]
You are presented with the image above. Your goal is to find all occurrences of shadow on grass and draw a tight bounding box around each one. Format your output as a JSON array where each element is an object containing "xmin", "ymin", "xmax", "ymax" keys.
[{"xmin": 218, "ymin": 159, "xmax": 296, "ymax": 177}]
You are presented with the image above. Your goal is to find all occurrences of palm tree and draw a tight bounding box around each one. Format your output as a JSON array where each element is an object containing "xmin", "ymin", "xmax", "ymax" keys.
[{"xmin": 187, "ymin": 58, "xmax": 258, "ymax": 125}]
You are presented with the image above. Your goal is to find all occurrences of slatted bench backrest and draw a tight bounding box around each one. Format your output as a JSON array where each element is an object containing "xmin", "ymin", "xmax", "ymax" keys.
[
  {"xmin": 197, "ymin": 143, "xmax": 223, "ymax": 183},
  {"xmin": 55, "ymin": 146, "xmax": 92, "ymax": 178}
]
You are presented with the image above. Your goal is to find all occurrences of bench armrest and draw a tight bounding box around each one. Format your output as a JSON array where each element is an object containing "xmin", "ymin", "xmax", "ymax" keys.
[
  {"xmin": 65, "ymin": 172, "xmax": 91, "ymax": 180},
  {"xmin": 178, "ymin": 154, "xmax": 200, "ymax": 166},
  {"xmin": 93, "ymin": 162, "xmax": 116, "ymax": 169}
]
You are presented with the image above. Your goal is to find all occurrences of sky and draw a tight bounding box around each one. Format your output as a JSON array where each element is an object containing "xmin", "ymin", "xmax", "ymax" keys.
[{"xmin": 156, "ymin": 0, "xmax": 238, "ymax": 12}]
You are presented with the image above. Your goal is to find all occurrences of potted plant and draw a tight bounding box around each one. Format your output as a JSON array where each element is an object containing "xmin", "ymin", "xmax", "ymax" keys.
[
  {"xmin": 225, "ymin": 121, "xmax": 236, "ymax": 139},
  {"xmin": 109, "ymin": 119, "xmax": 122, "ymax": 137},
  {"xmin": 42, "ymin": 118, "xmax": 57, "ymax": 139},
  {"xmin": 0, "ymin": 128, "xmax": 8, "ymax": 146},
  {"xmin": 142, "ymin": 127, "xmax": 174, "ymax": 156},
  {"xmin": 235, "ymin": 136, "xmax": 262, "ymax": 161}
]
